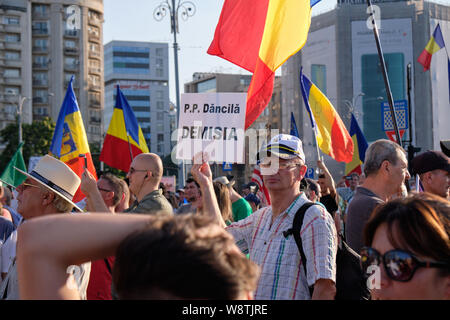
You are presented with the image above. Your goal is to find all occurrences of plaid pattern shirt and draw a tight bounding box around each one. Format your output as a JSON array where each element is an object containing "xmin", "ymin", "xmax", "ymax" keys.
[{"xmin": 227, "ymin": 193, "xmax": 337, "ymax": 300}]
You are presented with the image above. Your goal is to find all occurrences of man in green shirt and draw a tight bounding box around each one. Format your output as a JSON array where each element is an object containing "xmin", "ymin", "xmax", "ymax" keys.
[
  {"xmin": 125, "ymin": 153, "xmax": 173, "ymax": 215},
  {"xmin": 81, "ymin": 153, "xmax": 172, "ymax": 216},
  {"xmin": 214, "ymin": 176, "xmax": 252, "ymax": 222}
]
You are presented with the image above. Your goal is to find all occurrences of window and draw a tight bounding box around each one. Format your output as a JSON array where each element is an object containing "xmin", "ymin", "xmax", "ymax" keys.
[
  {"xmin": 64, "ymin": 40, "xmax": 76, "ymax": 48},
  {"xmin": 88, "ymin": 74, "xmax": 100, "ymax": 85},
  {"xmin": 156, "ymin": 101, "xmax": 164, "ymax": 110},
  {"xmin": 156, "ymin": 91, "xmax": 163, "ymax": 99},
  {"xmin": 33, "ymin": 4, "xmax": 48, "ymax": 16},
  {"xmin": 197, "ymin": 78, "xmax": 216, "ymax": 92},
  {"xmin": 156, "ymin": 48, "xmax": 163, "ymax": 56},
  {"xmin": 89, "ymin": 110, "xmax": 101, "ymax": 123},
  {"xmin": 33, "ymin": 107, "xmax": 48, "ymax": 116},
  {"xmin": 33, "ymin": 72, "xmax": 48, "ymax": 85},
  {"xmin": 4, "ymin": 16, "xmax": 19, "ymax": 25},
  {"xmin": 5, "ymin": 51, "xmax": 20, "ymax": 60},
  {"xmin": 5, "ymin": 87, "xmax": 19, "ymax": 95},
  {"xmin": 88, "ymin": 26, "xmax": 99, "ymax": 37},
  {"xmin": 32, "ymin": 21, "xmax": 49, "ymax": 35},
  {"xmin": 157, "ymin": 134, "xmax": 164, "ymax": 142},
  {"xmin": 156, "ymin": 58, "xmax": 163, "ymax": 68},
  {"xmin": 156, "ymin": 69, "xmax": 163, "ymax": 77},
  {"xmin": 4, "ymin": 69, "xmax": 20, "ymax": 77},
  {"xmin": 34, "ymin": 39, "xmax": 48, "ymax": 51},
  {"xmin": 33, "ymin": 55, "xmax": 48, "ymax": 68},
  {"xmin": 64, "ymin": 57, "xmax": 78, "ymax": 67},
  {"xmin": 157, "ymin": 112, "xmax": 164, "ymax": 120},
  {"xmin": 33, "ymin": 90, "xmax": 48, "ymax": 104},
  {"xmin": 5, "ymin": 34, "xmax": 20, "ymax": 43}
]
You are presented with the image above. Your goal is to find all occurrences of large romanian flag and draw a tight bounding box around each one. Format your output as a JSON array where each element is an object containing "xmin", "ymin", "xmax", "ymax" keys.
[
  {"xmin": 208, "ymin": 0, "xmax": 321, "ymax": 129},
  {"xmin": 100, "ymin": 85, "xmax": 149, "ymax": 173},
  {"xmin": 418, "ymin": 24, "xmax": 445, "ymax": 71},
  {"xmin": 300, "ymin": 70, "xmax": 354, "ymax": 163},
  {"xmin": 345, "ymin": 114, "xmax": 368, "ymax": 175},
  {"xmin": 50, "ymin": 76, "xmax": 97, "ymax": 203}
]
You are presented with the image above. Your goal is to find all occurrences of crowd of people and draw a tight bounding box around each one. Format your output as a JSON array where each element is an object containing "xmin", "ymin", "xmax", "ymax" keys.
[{"xmin": 0, "ymin": 134, "xmax": 448, "ymax": 300}]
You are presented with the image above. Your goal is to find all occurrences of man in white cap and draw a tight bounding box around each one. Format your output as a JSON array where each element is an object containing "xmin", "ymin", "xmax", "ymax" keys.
[
  {"xmin": 0, "ymin": 155, "xmax": 91, "ymax": 300},
  {"xmin": 192, "ymin": 134, "xmax": 338, "ymax": 300}
]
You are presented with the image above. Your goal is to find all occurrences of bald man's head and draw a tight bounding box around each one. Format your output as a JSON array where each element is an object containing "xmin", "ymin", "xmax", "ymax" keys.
[{"xmin": 134, "ymin": 153, "xmax": 163, "ymax": 181}]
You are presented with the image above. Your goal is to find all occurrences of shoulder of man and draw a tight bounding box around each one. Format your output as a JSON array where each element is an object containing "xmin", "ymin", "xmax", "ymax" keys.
[{"xmin": 130, "ymin": 190, "xmax": 173, "ymax": 215}]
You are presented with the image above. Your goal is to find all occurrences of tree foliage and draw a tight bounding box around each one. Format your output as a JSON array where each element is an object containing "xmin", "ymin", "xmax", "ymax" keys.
[{"xmin": 0, "ymin": 117, "xmax": 55, "ymax": 173}]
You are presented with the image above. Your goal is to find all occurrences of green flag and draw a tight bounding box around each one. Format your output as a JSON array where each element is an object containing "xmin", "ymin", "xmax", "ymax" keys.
[{"xmin": 0, "ymin": 142, "xmax": 27, "ymax": 188}]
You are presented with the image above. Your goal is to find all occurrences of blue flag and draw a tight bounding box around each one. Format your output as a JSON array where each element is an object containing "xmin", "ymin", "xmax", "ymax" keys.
[{"xmin": 290, "ymin": 112, "xmax": 299, "ymax": 138}]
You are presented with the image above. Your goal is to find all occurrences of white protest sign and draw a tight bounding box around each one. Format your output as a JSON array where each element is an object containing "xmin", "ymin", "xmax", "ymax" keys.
[{"xmin": 176, "ymin": 93, "xmax": 247, "ymax": 163}]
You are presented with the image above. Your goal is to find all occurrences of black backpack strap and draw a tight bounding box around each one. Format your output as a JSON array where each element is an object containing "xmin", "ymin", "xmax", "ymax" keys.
[{"xmin": 283, "ymin": 202, "xmax": 320, "ymax": 297}]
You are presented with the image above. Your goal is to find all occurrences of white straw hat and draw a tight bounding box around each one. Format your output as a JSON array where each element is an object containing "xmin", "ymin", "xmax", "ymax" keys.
[{"xmin": 15, "ymin": 155, "xmax": 82, "ymax": 211}]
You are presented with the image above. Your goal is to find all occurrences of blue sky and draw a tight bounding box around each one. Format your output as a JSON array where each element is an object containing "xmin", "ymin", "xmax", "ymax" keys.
[{"xmin": 103, "ymin": 0, "xmax": 338, "ymax": 103}]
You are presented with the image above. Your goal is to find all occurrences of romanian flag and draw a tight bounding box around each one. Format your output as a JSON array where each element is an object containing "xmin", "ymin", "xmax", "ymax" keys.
[
  {"xmin": 208, "ymin": 0, "xmax": 320, "ymax": 129},
  {"xmin": 345, "ymin": 114, "xmax": 368, "ymax": 175},
  {"xmin": 100, "ymin": 85, "xmax": 149, "ymax": 173},
  {"xmin": 49, "ymin": 76, "xmax": 97, "ymax": 203},
  {"xmin": 300, "ymin": 70, "xmax": 354, "ymax": 163},
  {"xmin": 418, "ymin": 24, "xmax": 445, "ymax": 71}
]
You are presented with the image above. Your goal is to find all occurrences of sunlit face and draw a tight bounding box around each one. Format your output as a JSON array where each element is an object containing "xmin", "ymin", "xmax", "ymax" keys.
[
  {"xmin": 387, "ymin": 151, "xmax": 410, "ymax": 196},
  {"xmin": 425, "ymin": 169, "xmax": 450, "ymax": 198},
  {"xmin": 261, "ymin": 157, "xmax": 306, "ymax": 192},
  {"xmin": 184, "ymin": 182, "xmax": 200, "ymax": 202},
  {"xmin": 369, "ymin": 223, "xmax": 449, "ymax": 300},
  {"xmin": 126, "ymin": 157, "xmax": 149, "ymax": 196},
  {"xmin": 16, "ymin": 178, "xmax": 46, "ymax": 219}
]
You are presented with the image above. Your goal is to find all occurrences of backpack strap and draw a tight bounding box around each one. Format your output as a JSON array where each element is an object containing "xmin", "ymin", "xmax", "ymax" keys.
[{"xmin": 283, "ymin": 202, "xmax": 320, "ymax": 297}]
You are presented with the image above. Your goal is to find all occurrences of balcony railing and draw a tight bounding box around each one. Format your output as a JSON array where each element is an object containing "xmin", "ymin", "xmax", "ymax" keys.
[
  {"xmin": 64, "ymin": 47, "xmax": 78, "ymax": 55},
  {"xmin": 33, "ymin": 96, "xmax": 48, "ymax": 104},
  {"xmin": 32, "ymin": 28, "xmax": 49, "ymax": 35},
  {"xmin": 33, "ymin": 46, "xmax": 48, "ymax": 53},
  {"xmin": 33, "ymin": 79, "xmax": 48, "ymax": 86},
  {"xmin": 33, "ymin": 62, "xmax": 49, "ymax": 69},
  {"xmin": 88, "ymin": 67, "xmax": 101, "ymax": 74},
  {"xmin": 64, "ymin": 29, "xmax": 79, "ymax": 37}
]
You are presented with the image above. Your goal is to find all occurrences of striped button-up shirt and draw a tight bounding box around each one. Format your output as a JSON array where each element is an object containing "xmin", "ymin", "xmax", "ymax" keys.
[{"xmin": 227, "ymin": 193, "xmax": 337, "ymax": 300}]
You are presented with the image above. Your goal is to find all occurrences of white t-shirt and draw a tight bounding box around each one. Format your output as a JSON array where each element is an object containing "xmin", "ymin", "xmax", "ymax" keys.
[{"xmin": 1, "ymin": 230, "xmax": 17, "ymax": 274}]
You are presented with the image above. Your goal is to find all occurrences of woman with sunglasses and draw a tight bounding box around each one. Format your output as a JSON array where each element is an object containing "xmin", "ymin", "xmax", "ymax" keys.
[{"xmin": 361, "ymin": 193, "xmax": 450, "ymax": 300}]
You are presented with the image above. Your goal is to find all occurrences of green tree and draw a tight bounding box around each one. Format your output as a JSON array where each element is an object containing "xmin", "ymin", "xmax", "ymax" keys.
[{"xmin": 0, "ymin": 117, "xmax": 55, "ymax": 173}]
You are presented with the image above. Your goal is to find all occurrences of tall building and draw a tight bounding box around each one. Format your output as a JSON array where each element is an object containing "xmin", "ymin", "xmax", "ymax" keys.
[
  {"xmin": 104, "ymin": 40, "xmax": 171, "ymax": 157},
  {"xmin": 184, "ymin": 72, "xmax": 282, "ymax": 186},
  {"xmin": 0, "ymin": 0, "xmax": 105, "ymax": 145},
  {"xmin": 282, "ymin": 0, "xmax": 450, "ymax": 178}
]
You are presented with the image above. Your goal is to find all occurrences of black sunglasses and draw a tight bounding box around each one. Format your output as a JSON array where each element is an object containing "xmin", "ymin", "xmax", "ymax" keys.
[{"xmin": 360, "ymin": 247, "xmax": 450, "ymax": 282}]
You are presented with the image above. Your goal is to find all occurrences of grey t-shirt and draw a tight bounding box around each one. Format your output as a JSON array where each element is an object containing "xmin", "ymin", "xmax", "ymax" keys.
[{"xmin": 345, "ymin": 187, "xmax": 384, "ymax": 254}]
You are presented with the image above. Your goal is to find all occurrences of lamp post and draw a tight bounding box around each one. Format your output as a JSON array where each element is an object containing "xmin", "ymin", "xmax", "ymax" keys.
[{"xmin": 154, "ymin": 0, "xmax": 196, "ymax": 188}]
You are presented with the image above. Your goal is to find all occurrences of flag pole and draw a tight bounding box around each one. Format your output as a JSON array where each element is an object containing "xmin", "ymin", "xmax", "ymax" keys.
[
  {"xmin": 366, "ymin": 0, "xmax": 402, "ymax": 147},
  {"xmin": 126, "ymin": 132, "xmax": 133, "ymax": 163}
]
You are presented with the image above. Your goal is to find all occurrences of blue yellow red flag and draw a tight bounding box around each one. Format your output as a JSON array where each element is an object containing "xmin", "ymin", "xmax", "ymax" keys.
[{"xmin": 50, "ymin": 76, "xmax": 97, "ymax": 202}]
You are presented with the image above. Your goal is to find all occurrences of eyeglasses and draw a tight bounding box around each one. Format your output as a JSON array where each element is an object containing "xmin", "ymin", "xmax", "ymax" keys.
[
  {"xmin": 20, "ymin": 182, "xmax": 41, "ymax": 191},
  {"xmin": 98, "ymin": 187, "xmax": 113, "ymax": 193},
  {"xmin": 128, "ymin": 167, "xmax": 148, "ymax": 175},
  {"xmin": 360, "ymin": 247, "xmax": 450, "ymax": 282},
  {"xmin": 260, "ymin": 159, "xmax": 301, "ymax": 171}
]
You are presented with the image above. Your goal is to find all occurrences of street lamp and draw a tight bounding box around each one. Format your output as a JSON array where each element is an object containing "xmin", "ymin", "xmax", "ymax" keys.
[
  {"xmin": 154, "ymin": 0, "xmax": 196, "ymax": 188},
  {"xmin": 3, "ymin": 92, "xmax": 31, "ymax": 144}
]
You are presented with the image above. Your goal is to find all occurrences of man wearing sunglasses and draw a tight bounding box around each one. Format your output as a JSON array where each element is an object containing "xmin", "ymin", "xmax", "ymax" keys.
[
  {"xmin": 124, "ymin": 153, "xmax": 173, "ymax": 215},
  {"xmin": 0, "ymin": 155, "xmax": 90, "ymax": 300},
  {"xmin": 192, "ymin": 134, "xmax": 338, "ymax": 300}
]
